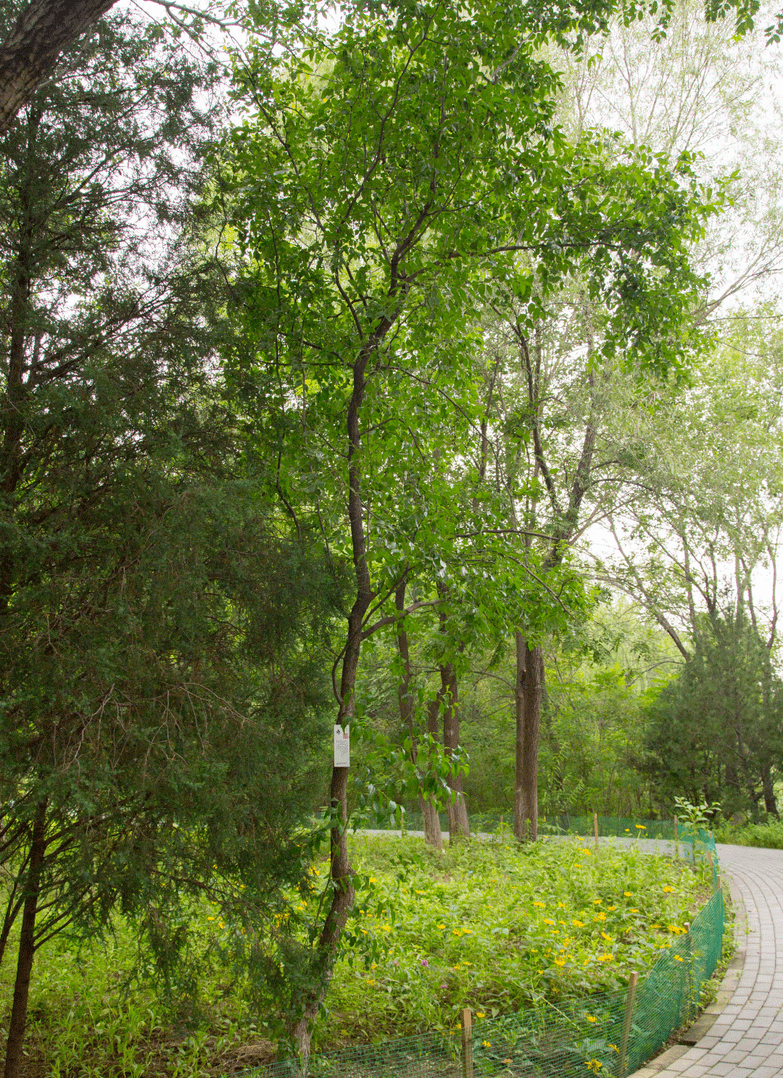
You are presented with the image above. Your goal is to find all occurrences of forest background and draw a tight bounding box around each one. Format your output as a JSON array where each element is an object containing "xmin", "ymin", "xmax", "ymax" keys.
[{"xmin": 1, "ymin": 0, "xmax": 783, "ymax": 1072}]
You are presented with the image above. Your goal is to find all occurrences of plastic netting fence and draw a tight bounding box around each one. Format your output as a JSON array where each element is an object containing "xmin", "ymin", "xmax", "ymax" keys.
[{"xmin": 245, "ymin": 824, "xmax": 725, "ymax": 1078}]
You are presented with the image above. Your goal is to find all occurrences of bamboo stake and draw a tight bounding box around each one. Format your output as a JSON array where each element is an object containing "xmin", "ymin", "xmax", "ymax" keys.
[
  {"xmin": 594, "ymin": 812, "xmax": 599, "ymax": 848},
  {"xmin": 618, "ymin": 972, "xmax": 639, "ymax": 1078},
  {"xmin": 461, "ymin": 1008, "xmax": 473, "ymax": 1078}
]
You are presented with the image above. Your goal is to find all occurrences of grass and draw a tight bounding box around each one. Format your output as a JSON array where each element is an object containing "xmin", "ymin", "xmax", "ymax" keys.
[
  {"xmin": 0, "ymin": 833, "xmax": 717, "ymax": 1076},
  {"xmin": 713, "ymin": 818, "xmax": 783, "ymax": 848}
]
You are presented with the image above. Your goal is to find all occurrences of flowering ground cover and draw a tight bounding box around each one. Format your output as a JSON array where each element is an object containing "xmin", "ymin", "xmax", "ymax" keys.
[
  {"xmin": 314, "ymin": 832, "xmax": 714, "ymax": 1047},
  {"xmin": 0, "ymin": 831, "xmax": 715, "ymax": 1075}
]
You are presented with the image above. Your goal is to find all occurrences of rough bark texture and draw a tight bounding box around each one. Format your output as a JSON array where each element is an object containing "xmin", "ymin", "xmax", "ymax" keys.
[
  {"xmin": 514, "ymin": 635, "xmax": 544, "ymax": 842},
  {"xmin": 0, "ymin": 0, "xmax": 118, "ymax": 134},
  {"xmin": 3, "ymin": 801, "xmax": 46, "ymax": 1078},
  {"xmin": 441, "ymin": 662, "xmax": 469, "ymax": 840}
]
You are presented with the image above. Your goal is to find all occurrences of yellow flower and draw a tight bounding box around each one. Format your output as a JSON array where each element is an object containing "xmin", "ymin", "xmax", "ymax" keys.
[
  {"xmin": 437, "ymin": 923, "xmax": 446, "ymax": 930},
  {"xmin": 482, "ymin": 1040, "xmax": 491, "ymax": 1048},
  {"xmin": 600, "ymin": 931, "xmax": 614, "ymax": 942},
  {"xmin": 629, "ymin": 908, "xmax": 639, "ymax": 913},
  {"xmin": 533, "ymin": 901, "xmax": 546, "ymax": 908},
  {"xmin": 476, "ymin": 1011, "xmax": 485, "ymax": 1018},
  {"xmin": 663, "ymin": 885, "xmax": 675, "ymax": 893},
  {"xmin": 607, "ymin": 905, "xmax": 617, "ymax": 911},
  {"xmin": 586, "ymin": 1058, "xmax": 603, "ymax": 1074},
  {"xmin": 557, "ymin": 901, "xmax": 566, "ymax": 908},
  {"xmin": 636, "ymin": 824, "xmax": 646, "ymax": 830},
  {"xmin": 593, "ymin": 912, "xmax": 606, "ymax": 921},
  {"xmin": 554, "ymin": 958, "xmax": 566, "ymax": 967},
  {"xmin": 586, "ymin": 1015, "xmax": 597, "ymax": 1023},
  {"xmin": 593, "ymin": 899, "xmax": 603, "ymax": 905},
  {"xmin": 574, "ymin": 862, "xmax": 583, "ymax": 867},
  {"xmin": 582, "ymin": 848, "xmax": 592, "ymax": 855},
  {"xmin": 369, "ymin": 876, "xmax": 377, "ymax": 883},
  {"xmin": 674, "ymin": 954, "xmax": 684, "ymax": 962},
  {"xmin": 543, "ymin": 918, "xmax": 555, "ymax": 926},
  {"xmin": 597, "ymin": 953, "xmax": 614, "ymax": 962},
  {"xmin": 623, "ymin": 891, "xmax": 633, "ymax": 897},
  {"xmin": 572, "ymin": 919, "xmax": 585, "ymax": 927}
]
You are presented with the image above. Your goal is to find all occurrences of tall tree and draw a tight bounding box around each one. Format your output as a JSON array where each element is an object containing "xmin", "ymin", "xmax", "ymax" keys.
[
  {"xmin": 0, "ymin": 9, "xmax": 343, "ymax": 1075},
  {"xmin": 225, "ymin": 0, "xmax": 722, "ymax": 1058}
]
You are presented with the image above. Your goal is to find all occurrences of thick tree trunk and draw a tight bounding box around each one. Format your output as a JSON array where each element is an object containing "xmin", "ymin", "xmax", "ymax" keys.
[
  {"xmin": 514, "ymin": 634, "xmax": 544, "ymax": 842},
  {"xmin": 761, "ymin": 764, "xmax": 778, "ymax": 818},
  {"xmin": 0, "ymin": 0, "xmax": 118, "ymax": 135},
  {"xmin": 441, "ymin": 662, "xmax": 469, "ymax": 840},
  {"xmin": 3, "ymin": 800, "xmax": 46, "ymax": 1078}
]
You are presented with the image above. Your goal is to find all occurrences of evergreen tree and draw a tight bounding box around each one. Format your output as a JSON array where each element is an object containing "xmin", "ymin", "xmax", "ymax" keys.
[{"xmin": 0, "ymin": 9, "xmax": 344, "ymax": 1075}]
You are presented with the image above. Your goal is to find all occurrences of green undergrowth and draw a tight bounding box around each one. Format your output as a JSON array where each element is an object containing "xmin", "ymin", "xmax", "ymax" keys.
[
  {"xmin": 0, "ymin": 835, "xmax": 714, "ymax": 1076},
  {"xmin": 314, "ymin": 834, "xmax": 713, "ymax": 1048},
  {"xmin": 714, "ymin": 818, "xmax": 783, "ymax": 848}
]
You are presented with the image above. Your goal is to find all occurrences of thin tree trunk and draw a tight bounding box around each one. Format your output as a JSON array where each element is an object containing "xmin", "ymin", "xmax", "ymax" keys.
[
  {"xmin": 441, "ymin": 662, "xmax": 469, "ymax": 840},
  {"xmin": 4, "ymin": 800, "xmax": 46, "ymax": 1078},
  {"xmin": 514, "ymin": 634, "xmax": 544, "ymax": 842},
  {"xmin": 422, "ymin": 699, "xmax": 444, "ymax": 850},
  {"xmin": 394, "ymin": 583, "xmax": 443, "ymax": 851}
]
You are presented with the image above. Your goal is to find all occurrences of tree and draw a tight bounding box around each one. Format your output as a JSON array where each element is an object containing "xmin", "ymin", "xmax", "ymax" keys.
[
  {"xmin": 0, "ymin": 0, "xmax": 118, "ymax": 133},
  {"xmin": 604, "ymin": 318, "xmax": 783, "ymax": 818},
  {"xmin": 0, "ymin": 9, "xmax": 344, "ymax": 1075},
  {"xmin": 223, "ymin": 0, "xmax": 725, "ymax": 1058}
]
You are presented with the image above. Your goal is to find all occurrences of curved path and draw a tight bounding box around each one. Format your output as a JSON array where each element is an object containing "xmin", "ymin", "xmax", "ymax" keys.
[{"xmin": 633, "ymin": 843, "xmax": 783, "ymax": 1078}]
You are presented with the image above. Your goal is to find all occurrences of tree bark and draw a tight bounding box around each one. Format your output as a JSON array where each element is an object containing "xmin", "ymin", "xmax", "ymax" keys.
[
  {"xmin": 514, "ymin": 634, "xmax": 544, "ymax": 842},
  {"xmin": 761, "ymin": 763, "xmax": 778, "ymax": 818},
  {"xmin": 441, "ymin": 662, "xmax": 469, "ymax": 840},
  {"xmin": 0, "ymin": 0, "xmax": 118, "ymax": 135},
  {"xmin": 422, "ymin": 699, "xmax": 444, "ymax": 851},
  {"xmin": 3, "ymin": 800, "xmax": 46, "ymax": 1078},
  {"xmin": 394, "ymin": 583, "xmax": 443, "ymax": 850}
]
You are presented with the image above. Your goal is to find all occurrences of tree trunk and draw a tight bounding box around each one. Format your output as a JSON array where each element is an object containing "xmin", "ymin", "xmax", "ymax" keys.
[
  {"xmin": 0, "ymin": 0, "xmax": 118, "ymax": 135},
  {"xmin": 514, "ymin": 634, "xmax": 544, "ymax": 842},
  {"xmin": 422, "ymin": 699, "xmax": 444, "ymax": 851},
  {"xmin": 761, "ymin": 763, "xmax": 778, "ymax": 818},
  {"xmin": 286, "ymin": 338, "xmax": 378, "ymax": 1064},
  {"xmin": 3, "ymin": 800, "xmax": 46, "ymax": 1078},
  {"xmin": 441, "ymin": 662, "xmax": 469, "ymax": 840},
  {"xmin": 394, "ymin": 583, "xmax": 442, "ymax": 851}
]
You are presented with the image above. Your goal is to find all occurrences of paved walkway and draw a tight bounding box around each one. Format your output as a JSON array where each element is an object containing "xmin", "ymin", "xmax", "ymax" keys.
[{"xmin": 633, "ymin": 843, "xmax": 783, "ymax": 1078}]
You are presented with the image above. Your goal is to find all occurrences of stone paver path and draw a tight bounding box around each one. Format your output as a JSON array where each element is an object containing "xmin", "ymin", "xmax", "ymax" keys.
[{"xmin": 633, "ymin": 843, "xmax": 783, "ymax": 1078}]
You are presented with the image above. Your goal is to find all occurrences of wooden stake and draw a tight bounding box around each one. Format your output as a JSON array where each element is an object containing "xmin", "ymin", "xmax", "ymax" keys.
[
  {"xmin": 716, "ymin": 872, "xmax": 722, "ymax": 894},
  {"xmin": 461, "ymin": 1007, "xmax": 473, "ymax": 1078},
  {"xmin": 594, "ymin": 812, "xmax": 599, "ymax": 848},
  {"xmin": 674, "ymin": 815, "xmax": 679, "ymax": 859},
  {"xmin": 618, "ymin": 972, "xmax": 639, "ymax": 1078}
]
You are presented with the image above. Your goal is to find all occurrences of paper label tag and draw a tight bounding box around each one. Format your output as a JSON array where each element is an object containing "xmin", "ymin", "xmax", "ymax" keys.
[{"xmin": 334, "ymin": 724, "xmax": 350, "ymax": 767}]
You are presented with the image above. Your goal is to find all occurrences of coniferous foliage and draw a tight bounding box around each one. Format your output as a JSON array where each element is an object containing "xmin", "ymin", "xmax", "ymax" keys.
[
  {"xmin": 642, "ymin": 613, "xmax": 783, "ymax": 821},
  {"xmin": 0, "ymin": 7, "xmax": 343, "ymax": 1074}
]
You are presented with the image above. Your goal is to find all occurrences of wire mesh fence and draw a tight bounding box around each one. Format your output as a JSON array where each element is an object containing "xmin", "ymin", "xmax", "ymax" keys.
[{"xmin": 244, "ymin": 822, "xmax": 725, "ymax": 1078}]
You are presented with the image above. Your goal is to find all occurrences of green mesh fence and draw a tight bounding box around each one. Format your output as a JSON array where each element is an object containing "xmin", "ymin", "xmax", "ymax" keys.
[{"xmin": 245, "ymin": 821, "xmax": 725, "ymax": 1078}]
